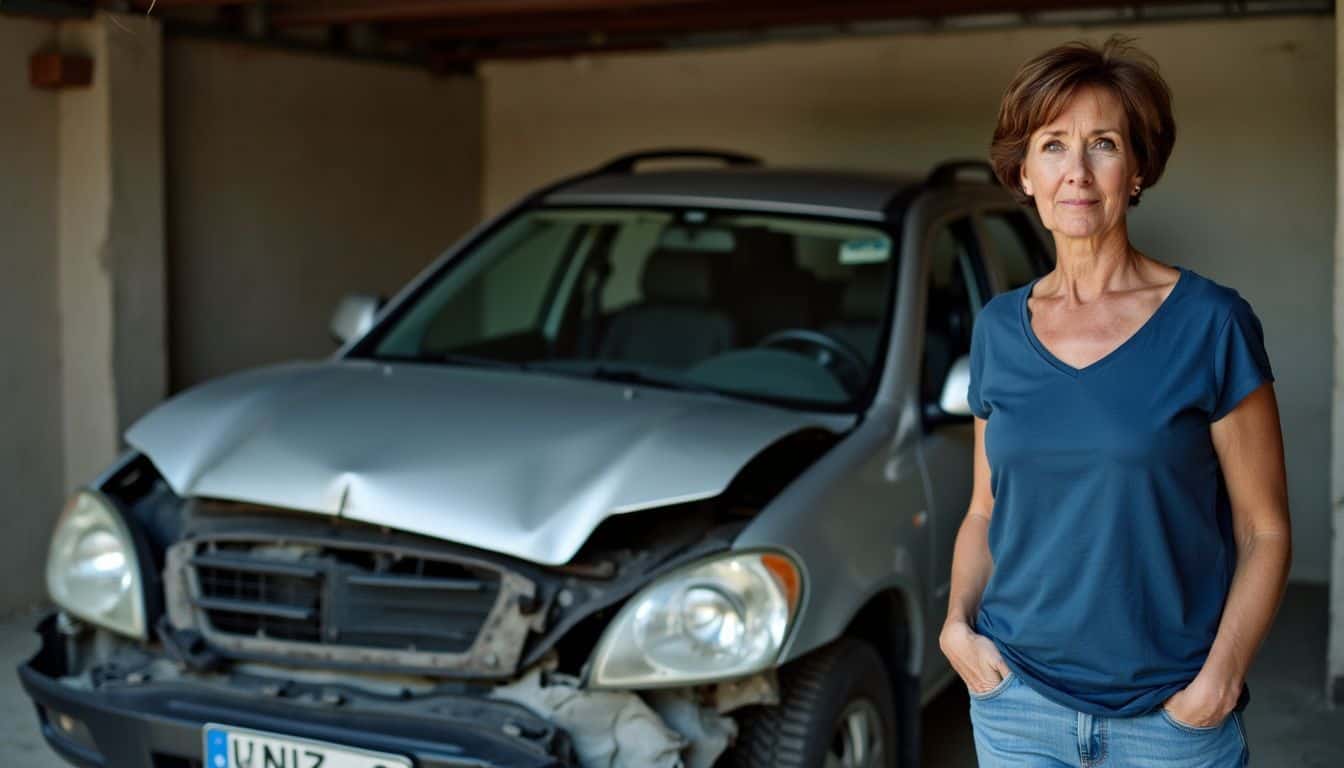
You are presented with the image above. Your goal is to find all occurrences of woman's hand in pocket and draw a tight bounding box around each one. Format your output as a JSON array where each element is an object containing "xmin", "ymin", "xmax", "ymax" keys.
[
  {"xmin": 1161, "ymin": 672, "xmax": 1239, "ymax": 728},
  {"xmin": 939, "ymin": 620, "xmax": 1011, "ymax": 694}
]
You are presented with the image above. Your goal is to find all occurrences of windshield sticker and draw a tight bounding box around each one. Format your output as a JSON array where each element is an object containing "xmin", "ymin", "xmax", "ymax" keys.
[{"xmin": 839, "ymin": 237, "xmax": 891, "ymax": 264}]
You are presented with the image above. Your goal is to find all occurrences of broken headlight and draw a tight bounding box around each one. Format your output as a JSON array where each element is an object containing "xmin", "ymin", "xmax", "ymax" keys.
[
  {"xmin": 587, "ymin": 551, "xmax": 801, "ymax": 689},
  {"xmin": 46, "ymin": 490, "xmax": 147, "ymax": 639}
]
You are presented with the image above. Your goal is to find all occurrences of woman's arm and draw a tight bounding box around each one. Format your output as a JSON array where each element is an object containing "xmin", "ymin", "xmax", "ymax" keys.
[
  {"xmin": 938, "ymin": 417, "xmax": 1011, "ymax": 691},
  {"xmin": 1163, "ymin": 381, "xmax": 1292, "ymax": 724}
]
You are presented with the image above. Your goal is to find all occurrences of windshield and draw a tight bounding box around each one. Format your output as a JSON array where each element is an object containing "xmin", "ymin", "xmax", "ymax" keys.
[{"xmin": 359, "ymin": 207, "xmax": 895, "ymax": 409}]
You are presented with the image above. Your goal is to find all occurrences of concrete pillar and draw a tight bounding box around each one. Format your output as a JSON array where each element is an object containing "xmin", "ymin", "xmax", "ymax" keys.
[
  {"xmin": 56, "ymin": 12, "xmax": 166, "ymax": 490},
  {"xmin": 1330, "ymin": 4, "xmax": 1344, "ymax": 707},
  {"xmin": 0, "ymin": 16, "xmax": 65, "ymax": 613}
]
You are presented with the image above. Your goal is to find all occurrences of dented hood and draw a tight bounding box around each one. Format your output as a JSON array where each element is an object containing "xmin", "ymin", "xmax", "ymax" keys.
[{"xmin": 126, "ymin": 360, "xmax": 841, "ymax": 565}]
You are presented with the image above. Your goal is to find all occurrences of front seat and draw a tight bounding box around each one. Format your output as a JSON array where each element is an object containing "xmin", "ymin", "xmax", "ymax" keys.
[
  {"xmin": 823, "ymin": 265, "xmax": 889, "ymax": 366},
  {"xmin": 717, "ymin": 228, "xmax": 815, "ymax": 344},
  {"xmin": 598, "ymin": 249, "xmax": 735, "ymax": 368}
]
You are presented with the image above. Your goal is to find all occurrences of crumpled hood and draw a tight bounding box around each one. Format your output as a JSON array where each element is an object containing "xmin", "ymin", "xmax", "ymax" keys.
[{"xmin": 126, "ymin": 360, "xmax": 841, "ymax": 565}]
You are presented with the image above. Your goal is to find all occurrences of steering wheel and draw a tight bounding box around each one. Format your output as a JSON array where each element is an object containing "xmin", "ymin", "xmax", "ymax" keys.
[{"xmin": 756, "ymin": 329, "xmax": 870, "ymax": 395}]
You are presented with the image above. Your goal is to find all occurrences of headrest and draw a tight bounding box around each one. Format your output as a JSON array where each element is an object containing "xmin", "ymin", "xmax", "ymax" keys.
[
  {"xmin": 641, "ymin": 249, "xmax": 717, "ymax": 304},
  {"xmin": 729, "ymin": 228, "xmax": 795, "ymax": 270},
  {"xmin": 841, "ymin": 268, "xmax": 889, "ymax": 321}
]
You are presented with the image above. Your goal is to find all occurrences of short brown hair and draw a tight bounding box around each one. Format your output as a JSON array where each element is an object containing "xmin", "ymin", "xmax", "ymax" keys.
[{"xmin": 990, "ymin": 36, "xmax": 1175, "ymax": 207}]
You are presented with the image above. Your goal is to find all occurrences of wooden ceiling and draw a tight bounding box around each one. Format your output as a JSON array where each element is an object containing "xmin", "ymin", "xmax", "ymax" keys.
[
  {"xmin": 109, "ymin": 0, "xmax": 1329, "ymax": 68},
  {"xmin": 139, "ymin": 0, "xmax": 1139, "ymax": 27}
]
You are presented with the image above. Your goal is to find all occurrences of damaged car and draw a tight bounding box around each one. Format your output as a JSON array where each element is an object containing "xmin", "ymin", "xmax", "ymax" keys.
[{"xmin": 19, "ymin": 150, "xmax": 1051, "ymax": 768}]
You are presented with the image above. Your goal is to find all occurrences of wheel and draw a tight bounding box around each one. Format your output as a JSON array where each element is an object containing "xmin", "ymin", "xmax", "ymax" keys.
[{"xmin": 724, "ymin": 637, "xmax": 899, "ymax": 768}]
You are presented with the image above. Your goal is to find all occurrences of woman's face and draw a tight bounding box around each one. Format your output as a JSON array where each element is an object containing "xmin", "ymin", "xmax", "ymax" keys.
[{"xmin": 1020, "ymin": 85, "xmax": 1141, "ymax": 241}]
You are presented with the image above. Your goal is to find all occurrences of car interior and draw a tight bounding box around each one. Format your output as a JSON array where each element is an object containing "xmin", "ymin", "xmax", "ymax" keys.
[{"xmin": 376, "ymin": 209, "xmax": 896, "ymax": 405}]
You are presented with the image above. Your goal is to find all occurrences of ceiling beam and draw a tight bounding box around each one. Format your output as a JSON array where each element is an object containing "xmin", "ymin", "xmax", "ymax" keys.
[
  {"xmin": 381, "ymin": 0, "xmax": 944, "ymax": 41},
  {"xmin": 269, "ymin": 0, "xmax": 715, "ymax": 26},
  {"xmin": 131, "ymin": 0, "xmax": 1259, "ymax": 29},
  {"xmin": 376, "ymin": 0, "xmax": 1218, "ymax": 45},
  {"xmin": 288, "ymin": 0, "xmax": 1213, "ymax": 29},
  {"xmin": 129, "ymin": 0, "xmax": 705, "ymax": 17},
  {"xmin": 3, "ymin": 0, "xmax": 94, "ymax": 19},
  {"xmin": 128, "ymin": 0, "xmax": 1325, "ymax": 66},
  {"xmin": 130, "ymin": 0, "xmax": 248, "ymax": 7}
]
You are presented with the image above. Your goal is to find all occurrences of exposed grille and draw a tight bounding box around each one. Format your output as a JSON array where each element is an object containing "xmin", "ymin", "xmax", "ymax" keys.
[{"xmin": 188, "ymin": 541, "xmax": 502, "ymax": 654}]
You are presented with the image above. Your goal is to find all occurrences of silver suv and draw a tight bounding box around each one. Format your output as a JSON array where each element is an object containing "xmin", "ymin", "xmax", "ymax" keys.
[{"xmin": 21, "ymin": 150, "xmax": 1051, "ymax": 768}]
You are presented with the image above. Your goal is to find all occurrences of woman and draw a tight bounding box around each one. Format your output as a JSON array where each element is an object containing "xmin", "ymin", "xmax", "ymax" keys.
[{"xmin": 939, "ymin": 37, "xmax": 1291, "ymax": 767}]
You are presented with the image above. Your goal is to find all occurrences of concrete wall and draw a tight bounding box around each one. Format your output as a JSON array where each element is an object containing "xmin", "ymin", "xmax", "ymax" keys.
[
  {"xmin": 1328, "ymin": 0, "xmax": 1344, "ymax": 705},
  {"xmin": 55, "ymin": 20, "xmax": 117, "ymax": 492},
  {"xmin": 104, "ymin": 19, "xmax": 167, "ymax": 445},
  {"xmin": 57, "ymin": 14, "xmax": 166, "ymax": 490},
  {"xmin": 0, "ymin": 17, "xmax": 65, "ymax": 611},
  {"xmin": 0, "ymin": 12, "xmax": 166, "ymax": 613},
  {"xmin": 165, "ymin": 40, "xmax": 483, "ymax": 389},
  {"xmin": 482, "ymin": 17, "xmax": 1336, "ymax": 584}
]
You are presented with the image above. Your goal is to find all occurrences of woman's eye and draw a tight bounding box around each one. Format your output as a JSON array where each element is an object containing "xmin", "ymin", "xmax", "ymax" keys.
[
  {"xmin": 1043, "ymin": 140, "xmax": 1064, "ymax": 152},
  {"xmin": 1093, "ymin": 138, "xmax": 1117, "ymax": 150}
]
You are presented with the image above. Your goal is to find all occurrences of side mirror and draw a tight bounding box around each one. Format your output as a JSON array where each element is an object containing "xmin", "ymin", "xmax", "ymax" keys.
[
  {"xmin": 936, "ymin": 354, "xmax": 974, "ymax": 418},
  {"xmin": 330, "ymin": 293, "xmax": 383, "ymax": 345}
]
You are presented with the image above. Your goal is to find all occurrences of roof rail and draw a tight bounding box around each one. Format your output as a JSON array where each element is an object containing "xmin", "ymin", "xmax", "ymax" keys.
[
  {"xmin": 926, "ymin": 159, "xmax": 997, "ymax": 187},
  {"xmin": 595, "ymin": 149, "xmax": 762, "ymax": 175}
]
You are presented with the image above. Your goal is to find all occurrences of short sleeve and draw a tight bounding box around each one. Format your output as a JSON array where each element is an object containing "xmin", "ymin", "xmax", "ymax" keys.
[
  {"xmin": 966, "ymin": 314, "xmax": 991, "ymax": 419},
  {"xmin": 1210, "ymin": 295, "xmax": 1274, "ymax": 422}
]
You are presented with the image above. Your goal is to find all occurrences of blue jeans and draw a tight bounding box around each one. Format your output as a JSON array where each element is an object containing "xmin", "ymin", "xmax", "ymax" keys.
[{"xmin": 968, "ymin": 669, "xmax": 1250, "ymax": 767}]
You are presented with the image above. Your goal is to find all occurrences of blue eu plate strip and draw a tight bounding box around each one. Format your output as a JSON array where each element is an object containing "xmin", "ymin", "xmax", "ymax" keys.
[{"xmin": 205, "ymin": 727, "xmax": 229, "ymax": 768}]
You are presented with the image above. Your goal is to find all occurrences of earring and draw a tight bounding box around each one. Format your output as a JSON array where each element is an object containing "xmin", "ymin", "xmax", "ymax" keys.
[{"xmin": 1133, "ymin": 185, "xmax": 1141, "ymax": 195}]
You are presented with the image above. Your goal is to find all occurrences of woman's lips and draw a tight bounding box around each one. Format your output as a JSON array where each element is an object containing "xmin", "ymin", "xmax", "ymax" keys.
[{"xmin": 1060, "ymin": 199, "xmax": 1100, "ymax": 207}]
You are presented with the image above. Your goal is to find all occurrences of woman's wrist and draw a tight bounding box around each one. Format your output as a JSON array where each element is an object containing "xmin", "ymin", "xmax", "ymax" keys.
[
  {"xmin": 1195, "ymin": 660, "xmax": 1246, "ymax": 712},
  {"xmin": 944, "ymin": 598, "xmax": 981, "ymax": 630},
  {"xmin": 940, "ymin": 616, "xmax": 975, "ymax": 639}
]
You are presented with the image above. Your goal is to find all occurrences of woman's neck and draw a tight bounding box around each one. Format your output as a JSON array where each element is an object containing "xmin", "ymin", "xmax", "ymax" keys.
[{"xmin": 1046, "ymin": 227, "xmax": 1144, "ymax": 302}]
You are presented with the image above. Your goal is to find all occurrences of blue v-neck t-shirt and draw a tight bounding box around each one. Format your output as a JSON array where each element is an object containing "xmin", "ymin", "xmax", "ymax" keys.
[{"xmin": 966, "ymin": 265, "xmax": 1273, "ymax": 717}]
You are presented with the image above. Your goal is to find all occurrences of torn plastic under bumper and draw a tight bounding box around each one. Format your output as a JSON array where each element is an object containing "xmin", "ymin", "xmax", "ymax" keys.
[{"xmin": 18, "ymin": 617, "xmax": 574, "ymax": 768}]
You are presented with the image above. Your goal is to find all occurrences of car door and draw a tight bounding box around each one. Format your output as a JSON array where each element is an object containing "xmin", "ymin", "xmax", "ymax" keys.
[
  {"xmin": 916, "ymin": 214, "xmax": 990, "ymax": 675},
  {"xmin": 976, "ymin": 207, "xmax": 1054, "ymax": 292}
]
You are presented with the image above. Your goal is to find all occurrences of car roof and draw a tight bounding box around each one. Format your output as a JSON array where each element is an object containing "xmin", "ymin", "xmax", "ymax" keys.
[{"xmin": 544, "ymin": 167, "xmax": 924, "ymax": 222}]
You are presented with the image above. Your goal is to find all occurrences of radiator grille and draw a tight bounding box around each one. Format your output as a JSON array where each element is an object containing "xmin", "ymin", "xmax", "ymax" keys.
[{"xmin": 189, "ymin": 542, "xmax": 502, "ymax": 654}]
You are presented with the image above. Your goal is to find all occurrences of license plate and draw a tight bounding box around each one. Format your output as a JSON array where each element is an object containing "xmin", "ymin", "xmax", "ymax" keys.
[{"xmin": 203, "ymin": 724, "xmax": 411, "ymax": 768}]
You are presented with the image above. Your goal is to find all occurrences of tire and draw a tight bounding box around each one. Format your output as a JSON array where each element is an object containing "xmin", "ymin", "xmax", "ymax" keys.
[{"xmin": 724, "ymin": 636, "xmax": 900, "ymax": 768}]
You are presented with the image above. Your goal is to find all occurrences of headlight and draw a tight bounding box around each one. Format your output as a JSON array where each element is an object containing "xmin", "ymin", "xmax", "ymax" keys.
[
  {"xmin": 588, "ymin": 551, "xmax": 802, "ymax": 689},
  {"xmin": 46, "ymin": 490, "xmax": 147, "ymax": 639}
]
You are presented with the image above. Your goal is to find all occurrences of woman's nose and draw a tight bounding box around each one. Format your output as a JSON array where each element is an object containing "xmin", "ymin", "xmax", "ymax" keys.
[{"xmin": 1064, "ymin": 148, "xmax": 1093, "ymax": 185}]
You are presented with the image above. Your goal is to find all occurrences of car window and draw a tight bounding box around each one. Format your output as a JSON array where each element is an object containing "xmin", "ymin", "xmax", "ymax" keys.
[
  {"xmin": 981, "ymin": 210, "xmax": 1052, "ymax": 290},
  {"xmin": 922, "ymin": 218, "xmax": 983, "ymax": 405},
  {"xmin": 363, "ymin": 207, "xmax": 897, "ymax": 410}
]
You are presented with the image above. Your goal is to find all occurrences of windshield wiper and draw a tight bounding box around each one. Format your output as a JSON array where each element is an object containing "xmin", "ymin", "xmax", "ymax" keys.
[
  {"xmin": 583, "ymin": 365, "xmax": 721, "ymax": 396},
  {"xmin": 527, "ymin": 360, "xmax": 705, "ymax": 392},
  {"xmin": 437, "ymin": 353, "xmax": 531, "ymax": 371}
]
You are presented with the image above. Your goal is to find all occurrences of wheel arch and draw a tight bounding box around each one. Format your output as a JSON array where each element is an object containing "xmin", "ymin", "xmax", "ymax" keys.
[
  {"xmin": 840, "ymin": 587, "xmax": 922, "ymax": 768},
  {"xmin": 841, "ymin": 587, "xmax": 919, "ymax": 681}
]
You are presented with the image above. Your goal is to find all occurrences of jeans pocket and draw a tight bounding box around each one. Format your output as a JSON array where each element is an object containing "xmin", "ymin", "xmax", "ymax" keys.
[
  {"xmin": 1159, "ymin": 707, "xmax": 1224, "ymax": 734},
  {"xmin": 968, "ymin": 670, "xmax": 1016, "ymax": 701}
]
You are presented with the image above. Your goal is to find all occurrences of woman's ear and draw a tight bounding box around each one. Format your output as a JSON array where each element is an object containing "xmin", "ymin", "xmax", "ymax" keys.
[{"xmin": 1019, "ymin": 166, "xmax": 1033, "ymax": 197}]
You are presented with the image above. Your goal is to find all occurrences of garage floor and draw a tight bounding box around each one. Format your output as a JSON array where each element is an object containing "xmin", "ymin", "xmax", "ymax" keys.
[{"xmin": 2, "ymin": 583, "xmax": 1340, "ymax": 767}]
